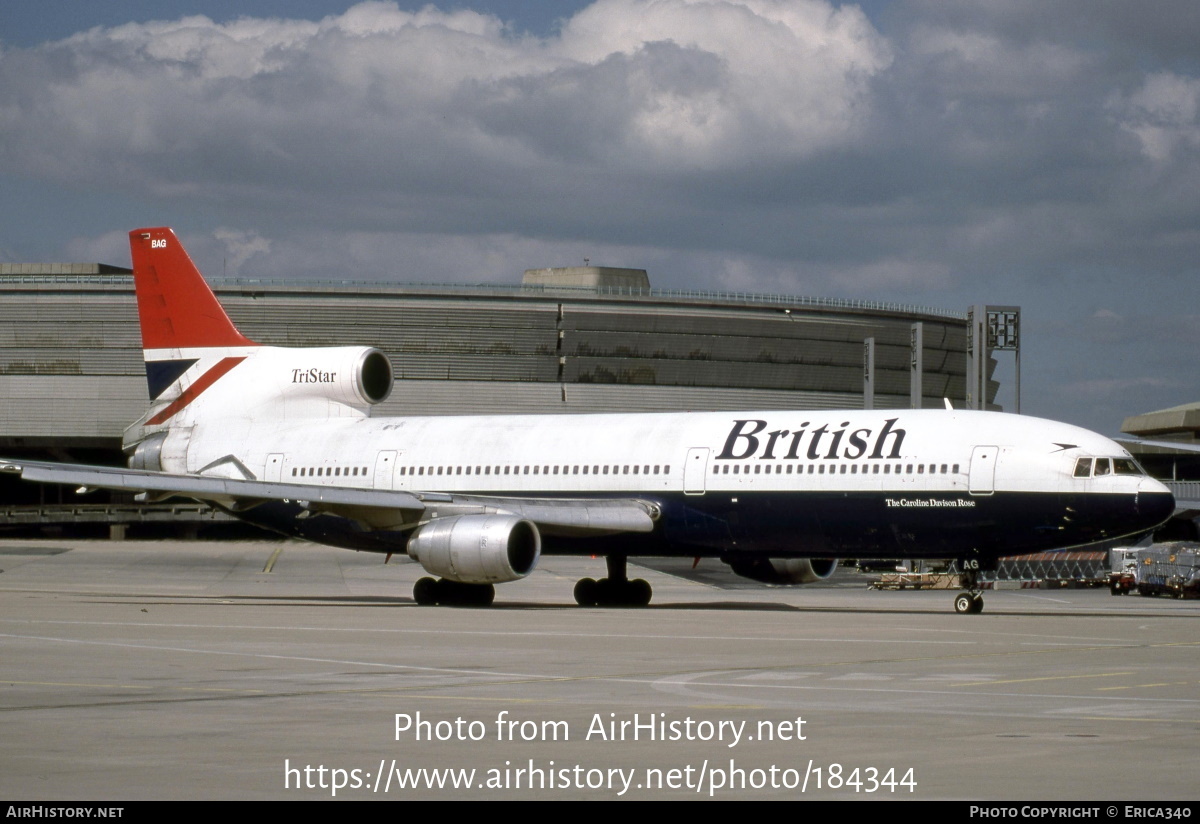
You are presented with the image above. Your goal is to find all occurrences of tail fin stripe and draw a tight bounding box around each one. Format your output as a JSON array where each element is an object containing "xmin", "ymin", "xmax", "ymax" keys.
[{"xmin": 146, "ymin": 356, "xmax": 246, "ymax": 426}]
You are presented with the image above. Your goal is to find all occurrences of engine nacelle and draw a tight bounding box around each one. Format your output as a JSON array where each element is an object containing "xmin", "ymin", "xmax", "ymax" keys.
[
  {"xmin": 407, "ymin": 515, "xmax": 541, "ymax": 584},
  {"xmin": 728, "ymin": 557, "xmax": 839, "ymax": 585},
  {"xmin": 129, "ymin": 431, "xmax": 168, "ymax": 471},
  {"xmin": 269, "ymin": 346, "xmax": 393, "ymax": 407}
]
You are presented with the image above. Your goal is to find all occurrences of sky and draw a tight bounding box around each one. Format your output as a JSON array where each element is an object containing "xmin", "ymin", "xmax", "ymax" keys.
[{"xmin": 1, "ymin": 0, "xmax": 1197, "ymax": 435}]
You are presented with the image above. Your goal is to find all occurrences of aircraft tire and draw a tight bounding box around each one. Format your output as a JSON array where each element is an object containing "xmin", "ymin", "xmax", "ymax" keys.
[
  {"xmin": 414, "ymin": 576, "xmax": 439, "ymax": 606},
  {"xmin": 629, "ymin": 578, "xmax": 653, "ymax": 607},
  {"xmin": 595, "ymin": 578, "xmax": 617, "ymax": 606},
  {"xmin": 469, "ymin": 583, "xmax": 496, "ymax": 607},
  {"xmin": 440, "ymin": 580, "xmax": 495, "ymax": 607},
  {"xmin": 954, "ymin": 592, "xmax": 983, "ymax": 614},
  {"xmin": 574, "ymin": 578, "xmax": 599, "ymax": 606}
]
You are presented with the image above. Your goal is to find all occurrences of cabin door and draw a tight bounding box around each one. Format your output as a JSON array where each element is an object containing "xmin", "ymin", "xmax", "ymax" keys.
[
  {"xmin": 968, "ymin": 446, "xmax": 997, "ymax": 495},
  {"xmin": 684, "ymin": 447, "xmax": 709, "ymax": 495},
  {"xmin": 374, "ymin": 450, "xmax": 398, "ymax": 490}
]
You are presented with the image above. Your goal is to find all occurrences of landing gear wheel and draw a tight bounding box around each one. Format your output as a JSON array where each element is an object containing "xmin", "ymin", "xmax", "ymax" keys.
[
  {"xmin": 954, "ymin": 592, "xmax": 984, "ymax": 614},
  {"xmin": 574, "ymin": 577, "xmax": 599, "ymax": 606},
  {"xmin": 629, "ymin": 578, "xmax": 652, "ymax": 607},
  {"xmin": 413, "ymin": 578, "xmax": 494, "ymax": 607},
  {"xmin": 953, "ymin": 564, "xmax": 985, "ymax": 614},
  {"xmin": 464, "ymin": 583, "xmax": 496, "ymax": 607},
  {"xmin": 413, "ymin": 576, "xmax": 438, "ymax": 605},
  {"xmin": 573, "ymin": 569, "xmax": 653, "ymax": 607}
]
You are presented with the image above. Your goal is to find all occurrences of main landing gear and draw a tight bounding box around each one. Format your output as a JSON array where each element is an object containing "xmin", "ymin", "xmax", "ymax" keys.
[
  {"xmin": 574, "ymin": 555, "xmax": 653, "ymax": 607},
  {"xmin": 413, "ymin": 577, "xmax": 495, "ymax": 607},
  {"xmin": 953, "ymin": 567, "xmax": 985, "ymax": 614}
]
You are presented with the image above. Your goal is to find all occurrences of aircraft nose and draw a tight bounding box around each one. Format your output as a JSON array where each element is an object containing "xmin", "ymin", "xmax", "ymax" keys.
[{"xmin": 1137, "ymin": 478, "xmax": 1176, "ymax": 526}]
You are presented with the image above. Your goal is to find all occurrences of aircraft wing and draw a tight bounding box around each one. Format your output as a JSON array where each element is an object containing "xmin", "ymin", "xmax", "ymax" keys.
[{"xmin": 0, "ymin": 458, "xmax": 656, "ymax": 535}]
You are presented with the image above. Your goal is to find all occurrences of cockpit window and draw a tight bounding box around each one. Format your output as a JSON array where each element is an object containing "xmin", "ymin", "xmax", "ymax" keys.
[
  {"xmin": 1113, "ymin": 458, "xmax": 1143, "ymax": 476},
  {"xmin": 1073, "ymin": 456, "xmax": 1147, "ymax": 478}
]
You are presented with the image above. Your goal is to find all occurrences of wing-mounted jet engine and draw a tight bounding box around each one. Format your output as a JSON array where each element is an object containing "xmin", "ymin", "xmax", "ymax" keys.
[{"xmin": 407, "ymin": 514, "xmax": 541, "ymax": 606}]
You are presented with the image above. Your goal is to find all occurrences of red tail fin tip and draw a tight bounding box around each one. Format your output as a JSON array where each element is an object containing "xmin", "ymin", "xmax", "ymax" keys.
[{"xmin": 129, "ymin": 228, "xmax": 256, "ymax": 351}]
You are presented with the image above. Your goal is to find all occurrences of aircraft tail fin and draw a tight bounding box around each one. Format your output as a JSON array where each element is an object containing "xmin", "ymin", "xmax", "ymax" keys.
[
  {"xmin": 129, "ymin": 228, "xmax": 256, "ymax": 353},
  {"xmin": 127, "ymin": 228, "xmax": 259, "ymax": 439},
  {"xmin": 124, "ymin": 227, "xmax": 389, "ymax": 452}
]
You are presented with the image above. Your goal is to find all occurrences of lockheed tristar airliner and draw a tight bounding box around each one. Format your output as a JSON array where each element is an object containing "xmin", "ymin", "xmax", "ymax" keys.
[{"xmin": 0, "ymin": 229, "xmax": 1176, "ymax": 613}]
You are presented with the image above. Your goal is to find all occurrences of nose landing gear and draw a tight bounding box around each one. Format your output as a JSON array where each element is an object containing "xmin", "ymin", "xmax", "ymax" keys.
[{"xmin": 953, "ymin": 564, "xmax": 985, "ymax": 614}]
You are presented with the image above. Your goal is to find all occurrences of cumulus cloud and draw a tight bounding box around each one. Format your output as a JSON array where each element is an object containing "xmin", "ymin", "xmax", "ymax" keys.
[
  {"xmin": 213, "ymin": 227, "xmax": 271, "ymax": 275},
  {"xmin": 1110, "ymin": 72, "xmax": 1200, "ymax": 161},
  {"xmin": 0, "ymin": 0, "xmax": 888, "ymax": 200}
]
